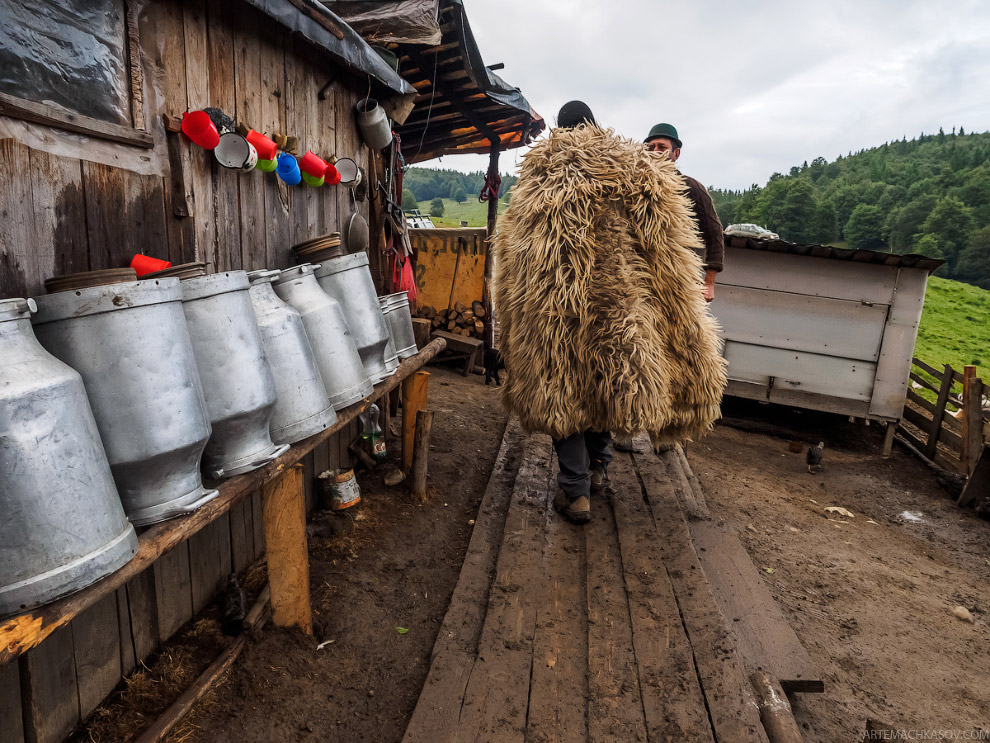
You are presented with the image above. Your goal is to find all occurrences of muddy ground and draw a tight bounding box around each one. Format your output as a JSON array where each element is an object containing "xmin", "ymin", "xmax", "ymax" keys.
[
  {"xmin": 78, "ymin": 378, "xmax": 990, "ymax": 742},
  {"xmin": 692, "ymin": 399, "xmax": 990, "ymax": 740}
]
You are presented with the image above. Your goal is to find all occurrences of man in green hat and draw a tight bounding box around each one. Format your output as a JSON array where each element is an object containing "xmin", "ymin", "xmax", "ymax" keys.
[{"xmin": 644, "ymin": 123, "xmax": 723, "ymax": 302}]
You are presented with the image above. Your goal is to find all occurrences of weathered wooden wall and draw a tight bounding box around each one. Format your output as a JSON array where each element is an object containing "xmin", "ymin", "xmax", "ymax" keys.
[{"xmin": 0, "ymin": 1, "xmax": 387, "ymax": 740}]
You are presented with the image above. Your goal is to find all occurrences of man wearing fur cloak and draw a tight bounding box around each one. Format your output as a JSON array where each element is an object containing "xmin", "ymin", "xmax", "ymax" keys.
[{"xmin": 494, "ymin": 101, "xmax": 727, "ymax": 523}]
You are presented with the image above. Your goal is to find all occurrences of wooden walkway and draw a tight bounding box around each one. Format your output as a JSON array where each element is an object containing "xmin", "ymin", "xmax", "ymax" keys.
[{"xmin": 402, "ymin": 423, "xmax": 794, "ymax": 743}]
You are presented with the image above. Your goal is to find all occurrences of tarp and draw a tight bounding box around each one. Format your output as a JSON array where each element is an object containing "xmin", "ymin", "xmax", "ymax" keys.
[{"xmin": 326, "ymin": 0, "xmax": 441, "ymax": 45}]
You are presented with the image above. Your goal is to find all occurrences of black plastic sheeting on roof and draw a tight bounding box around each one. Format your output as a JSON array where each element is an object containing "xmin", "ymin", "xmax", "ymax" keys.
[
  {"xmin": 325, "ymin": 0, "xmax": 441, "ymax": 45},
  {"xmin": 725, "ymin": 234, "xmax": 945, "ymax": 275},
  {"xmin": 242, "ymin": 0, "xmax": 415, "ymax": 97}
]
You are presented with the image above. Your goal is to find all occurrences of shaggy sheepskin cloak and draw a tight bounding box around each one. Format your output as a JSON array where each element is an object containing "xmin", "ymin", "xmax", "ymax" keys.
[{"xmin": 494, "ymin": 125, "xmax": 727, "ymax": 448}]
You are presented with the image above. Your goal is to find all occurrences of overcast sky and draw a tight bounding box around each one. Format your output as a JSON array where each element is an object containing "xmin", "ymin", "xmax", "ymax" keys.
[{"xmin": 416, "ymin": 0, "xmax": 990, "ymax": 191}]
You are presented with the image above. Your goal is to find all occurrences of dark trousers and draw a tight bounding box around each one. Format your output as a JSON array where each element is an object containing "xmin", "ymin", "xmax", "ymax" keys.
[{"xmin": 552, "ymin": 430, "xmax": 613, "ymax": 499}]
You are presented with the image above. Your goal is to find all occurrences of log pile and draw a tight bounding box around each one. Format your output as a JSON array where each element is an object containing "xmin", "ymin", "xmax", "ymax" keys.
[{"xmin": 417, "ymin": 301, "xmax": 486, "ymax": 339}]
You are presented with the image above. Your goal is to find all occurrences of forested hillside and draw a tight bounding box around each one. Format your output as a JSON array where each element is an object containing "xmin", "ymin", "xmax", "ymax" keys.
[
  {"xmin": 710, "ymin": 129, "xmax": 990, "ymax": 288},
  {"xmin": 403, "ymin": 167, "xmax": 517, "ymax": 206}
]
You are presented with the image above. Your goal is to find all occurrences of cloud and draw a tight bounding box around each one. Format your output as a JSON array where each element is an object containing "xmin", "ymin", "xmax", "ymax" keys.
[{"xmin": 416, "ymin": 0, "xmax": 990, "ymax": 190}]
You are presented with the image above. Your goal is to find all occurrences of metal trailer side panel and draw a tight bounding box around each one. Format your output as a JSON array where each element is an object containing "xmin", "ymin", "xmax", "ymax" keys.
[
  {"xmin": 713, "ymin": 285, "xmax": 889, "ymax": 362},
  {"xmin": 723, "ymin": 341, "xmax": 877, "ymax": 401},
  {"xmin": 869, "ymin": 268, "xmax": 929, "ymax": 419},
  {"xmin": 718, "ymin": 247, "xmax": 897, "ymax": 305}
]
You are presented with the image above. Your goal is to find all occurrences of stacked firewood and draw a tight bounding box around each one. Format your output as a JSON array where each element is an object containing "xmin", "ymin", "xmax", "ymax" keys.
[{"xmin": 417, "ymin": 301, "xmax": 486, "ymax": 338}]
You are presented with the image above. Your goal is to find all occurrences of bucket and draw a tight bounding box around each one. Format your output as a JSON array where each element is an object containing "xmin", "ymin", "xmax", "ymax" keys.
[{"xmin": 355, "ymin": 98, "xmax": 393, "ymax": 150}]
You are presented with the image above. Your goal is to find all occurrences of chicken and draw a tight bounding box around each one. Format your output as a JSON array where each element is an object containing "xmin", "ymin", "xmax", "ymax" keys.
[{"xmin": 806, "ymin": 441, "xmax": 825, "ymax": 473}]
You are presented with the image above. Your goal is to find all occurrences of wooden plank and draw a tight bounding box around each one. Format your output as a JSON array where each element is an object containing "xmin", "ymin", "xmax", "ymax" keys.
[
  {"xmin": 905, "ymin": 389, "xmax": 936, "ymax": 414},
  {"xmin": 634, "ymin": 446, "xmax": 771, "ymax": 742},
  {"xmin": 153, "ymin": 543, "xmax": 193, "ymax": 644},
  {"xmin": 525, "ymin": 452, "xmax": 589, "ymax": 743},
  {"xmin": 912, "ymin": 357, "xmax": 946, "ymax": 380},
  {"xmin": 115, "ymin": 587, "xmax": 136, "ymax": 676},
  {"xmin": 0, "ymin": 139, "xmax": 35, "ymax": 299},
  {"xmin": 958, "ymin": 445, "xmax": 990, "ymax": 507},
  {"xmin": 233, "ymin": 8, "xmax": 267, "ymax": 271},
  {"xmin": 206, "ymin": 0, "xmax": 241, "ymax": 272},
  {"xmin": 609, "ymin": 455, "xmax": 716, "ymax": 740},
  {"xmin": 27, "ymin": 150, "xmax": 80, "ymax": 294},
  {"xmin": 20, "ymin": 626, "xmax": 79, "ymax": 743},
  {"xmin": 925, "ymin": 364, "xmax": 956, "ymax": 459},
  {"xmin": 262, "ymin": 465, "xmax": 311, "ymax": 633},
  {"xmin": 126, "ymin": 568, "xmax": 160, "ymax": 664},
  {"xmin": 0, "ymin": 659, "xmax": 24, "ymax": 743},
  {"xmin": 585, "ymin": 486, "xmax": 648, "ymax": 743},
  {"xmin": 455, "ymin": 436, "xmax": 553, "ymax": 741},
  {"xmin": 903, "ymin": 406, "xmax": 934, "ymax": 437},
  {"xmin": 188, "ymin": 519, "xmax": 226, "ymax": 614},
  {"xmin": 70, "ymin": 593, "xmax": 121, "ymax": 719},
  {"xmin": 229, "ymin": 498, "xmax": 255, "ymax": 573},
  {"xmin": 284, "ymin": 41, "xmax": 316, "ymax": 248},
  {"xmin": 909, "ymin": 372, "xmax": 941, "ymax": 396},
  {"xmin": 402, "ymin": 419, "xmax": 524, "ymax": 743},
  {"xmin": 258, "ymin": 21, "xmax": 290, "ymax": 270},
  {"xmin": 0, "ymin": 91, "xmax": 153, "ymax": 149},
  {"xmin": 0, "ymin": 343, "xmax": 447, "ymax": 666},
  {"xmin": 252, "ymin": 489, "xmax": 266, "ymax": 560},
  {"xmin": 182, "ymin": 0, "xmax": 215, "ymax": 267},
  {"xmin": 962, "ymin": 371, "xmax": 983, "ymax": 475}
]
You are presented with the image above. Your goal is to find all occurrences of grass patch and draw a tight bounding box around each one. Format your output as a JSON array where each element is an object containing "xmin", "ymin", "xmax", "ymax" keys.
[
  {"xmin": 409, "ymin": 198, "xmax": 507, "ymax": 228},
  {"xmin": 915, "ymin": 276, "xmax": 990, "ymax": 381}
]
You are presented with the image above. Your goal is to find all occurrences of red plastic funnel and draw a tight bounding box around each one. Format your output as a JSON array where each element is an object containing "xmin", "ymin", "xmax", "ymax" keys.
[
  {"xmin": 299, "ymin": 151, "xmax": 328, "ymax": 179},
  {"xmin": 246, "ymin": 130, "xmax": 278, "ymax": 161},
  {"xmin": 130, "ymin": 254, "xmax": 171, "ymax": 277},
  {"xmin": 181, "ymin": 111, "xmax": 220, "ymax": 149}
]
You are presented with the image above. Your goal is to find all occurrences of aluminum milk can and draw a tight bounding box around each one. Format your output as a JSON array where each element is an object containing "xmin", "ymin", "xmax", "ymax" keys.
[
  {"xmin": 32, "ymin": 279, "xmax": 218, "ymax": 526},
  {"xmin": 271, "ymin": 264, "xmax": 373, "ymax": 410},
  {"xmin": 380, "ymin": 291, "xmax": 418, "ymax": 359},
  {"xmin": 181, "ymin": 272, "xmax": 289, "ymax": 479},
  {"xmin": 247, "ymin": 269, "xmax": 338, "ymax": 445},
  {"xmin": 313, "ymin": 253, "xmax": 391, "ymax": 384},
  {"xmin": 0, "ymin": 298, "xmax": 139, "ymax": 616}
]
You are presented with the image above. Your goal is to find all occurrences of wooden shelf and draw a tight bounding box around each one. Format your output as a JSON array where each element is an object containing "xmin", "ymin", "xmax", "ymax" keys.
[{"xmin": 0, "ymin": 339, "xmax": 445, "ymax": 666}]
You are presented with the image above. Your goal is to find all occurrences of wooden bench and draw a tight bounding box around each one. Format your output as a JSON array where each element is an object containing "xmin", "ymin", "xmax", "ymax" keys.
[{"xmin": 431, "ymin": 330, "xmax": 484, "ymax": 376}]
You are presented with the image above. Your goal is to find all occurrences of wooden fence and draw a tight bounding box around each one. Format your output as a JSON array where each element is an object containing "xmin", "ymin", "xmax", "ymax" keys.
[{"xmin": 898, "ymin": 358, "xmax": 987, "ymax": 476}]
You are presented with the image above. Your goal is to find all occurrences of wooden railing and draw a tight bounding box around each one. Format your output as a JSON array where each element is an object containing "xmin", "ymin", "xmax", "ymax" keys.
[{"xmin": 898, "ymin": 358, "xmax": 987, "ymax": 475}]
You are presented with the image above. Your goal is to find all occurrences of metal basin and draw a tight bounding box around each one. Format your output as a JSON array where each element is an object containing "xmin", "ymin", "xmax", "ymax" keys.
[
  {"xmin": 380, "ymin": 291, "xmax": 418, "ymax": 359},
  {"xmin": 271, "ymin": 264, "xmax": 372, "ymax": 410},
  {"xmin": 314, "ymin": 253, "xmax": 391, "ymax": 384},
  {"xmin": 181, "ymin": 272, "xmax": 289, "ymax": 479},
  {"xmin": 32, "ymin": 279, "xmax": 218, "ymax": 526},
  {"xmin": 0, "ymin": 298, "xmax": 138, "ymax": 616},
  {"xmin": 247, "ymin": 270, "xmax": 337, "ymax": 445}
]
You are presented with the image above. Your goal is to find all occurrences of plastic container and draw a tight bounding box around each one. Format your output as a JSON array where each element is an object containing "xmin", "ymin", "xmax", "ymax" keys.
[
  {"xmin": 276, "ymin": 153, "xmax": 302, "ymax": 186},
  {"xmin": 181, "ymin": 110, "xmax": 220, "ymax": 149},
  {"xmin": 131, "ymin": 254, "xmax": 171, "ymax": 277},
  {"xmin": 301, "ymin": 172, "xmax": 325, "ymax": 188},
  {"xmin": 246, "ymin": 130, "xmax": 278, "ymax": 161},
  {"xmin": 299, "ymin": 151, "xmax": 328, "ymax": 179}
]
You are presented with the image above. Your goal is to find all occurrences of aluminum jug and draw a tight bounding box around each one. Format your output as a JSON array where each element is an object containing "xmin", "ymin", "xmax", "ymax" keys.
[
  {"xmin": 380, "ymin": 292, "xmax": 418, "ymax": 359},
  {"xmin": 33, "ymin": 279, "xmax": 218, "ymax": 526},
  {"xmin": 181, "ymin": 272, "xmax": 289, "ymax": 479},
  {"xmin": 247, "ymin": 270, "xmax": 337, "ymax": 445},
  {"xmin": 0, "ymin": 298, "xmax": 138, "ymax": 616},
  {"xmin": 314, "ymin": 253, "xmax": 391, "ymax": 384},
  {"xmin": 271, "ymin": 264, "xmax": 372, "ymax": 410}
]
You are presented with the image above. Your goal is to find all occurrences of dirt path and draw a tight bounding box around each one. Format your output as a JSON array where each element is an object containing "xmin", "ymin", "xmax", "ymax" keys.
[
  {"xmin": 171, "ymin": 365, "xmax": 508, "ymax": 743},
  {"xmin": 689, "ymin": 400, "xmax": 990, "ymax": 740}
]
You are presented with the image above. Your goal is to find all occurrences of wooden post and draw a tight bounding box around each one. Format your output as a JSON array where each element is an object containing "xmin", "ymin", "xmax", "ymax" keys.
[
  {"xmin": 411, "ymin": 410, "xmax": 435, "ymax": 503},
  {"xmin": 401, "ymin": 371, "xmax": 430, "ymax": 471},
  {"xmin": 412, "ymin": 317, "xmax": 432, "ymax": 351},
  {"xmin": 925, "ymin": 363, "xmax": 955, "ymax": 459},
  {"xmin": 750, "ymin": 672, "xmax": 804, "ymax": 743},
  {"xmin": 482, "ymin": 141, "xmax": 500, "ymax": 351},
  {"xmin": 262, "ymin": 465, "xmax": 311, "ymax": 634},
  {"xmin": 961, "ymin": 367, "xmax": 983, "ymax": 475},
  {"xmin": 881, "ymin": 421, "xmax": 897, "ymax": 458}
]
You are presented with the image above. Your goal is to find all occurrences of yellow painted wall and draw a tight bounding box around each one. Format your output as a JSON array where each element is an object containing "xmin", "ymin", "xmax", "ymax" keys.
[{"xmin": 411, "ymin": 228, "xmax": 487, "ymax": 311}]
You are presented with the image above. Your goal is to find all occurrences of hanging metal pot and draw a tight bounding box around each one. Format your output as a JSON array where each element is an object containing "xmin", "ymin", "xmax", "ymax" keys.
[
  {"xmin": 247, "ymin": 270, "xmax": 338, "ymax": 445},
  {"xmin": 313, "ymin": 253, "xmax": 391, "ymax": 384},
  {"xmin": 271, "ymin": 264, "xmax": 373, "ymax": 410},
  {"xmin": 355, "ymin": 98, "xmax": 393, "ymax": 150},
  {"xmin": 380, "ymin": 291, "xmax": 418, "ymax": 359},
  {"xmin": 181, "ymin": 272, "xmax": 289, "ymax": 479},
  {"xmin": 32, "ymin": 279, "xmax": 217, "ymax": 526},
  {"xmin": 0, "ymin": 298, "xmax": 138, "ymax": 617}
]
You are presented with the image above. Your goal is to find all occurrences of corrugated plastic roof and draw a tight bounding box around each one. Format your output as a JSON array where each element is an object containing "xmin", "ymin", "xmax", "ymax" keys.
[{"xmin": 724, "ymin": 234, "xmax": 945, "ymax": 275}]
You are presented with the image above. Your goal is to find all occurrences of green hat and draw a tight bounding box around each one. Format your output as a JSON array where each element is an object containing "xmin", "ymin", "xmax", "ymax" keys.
[{"xmin": 645, "ymin": 123, "xmax": 681, "ymax": 148}]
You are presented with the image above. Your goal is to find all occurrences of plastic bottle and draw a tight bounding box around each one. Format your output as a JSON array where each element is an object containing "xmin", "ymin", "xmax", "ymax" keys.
[{"xmin": 360, "ymin": 403, "xmax": 387, "ymax": 462}]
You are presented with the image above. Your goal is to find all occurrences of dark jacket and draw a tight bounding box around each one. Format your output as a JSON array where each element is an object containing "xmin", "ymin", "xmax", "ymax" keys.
[{"xmin": 681, "ymin": 174, "xmax": 724, "ymax": 272}]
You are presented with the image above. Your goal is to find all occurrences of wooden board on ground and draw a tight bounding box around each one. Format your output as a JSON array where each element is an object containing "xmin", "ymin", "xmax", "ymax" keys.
[{"xmin": 402, "ymin": 419, "xmax": 524, "ymax": 743}]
